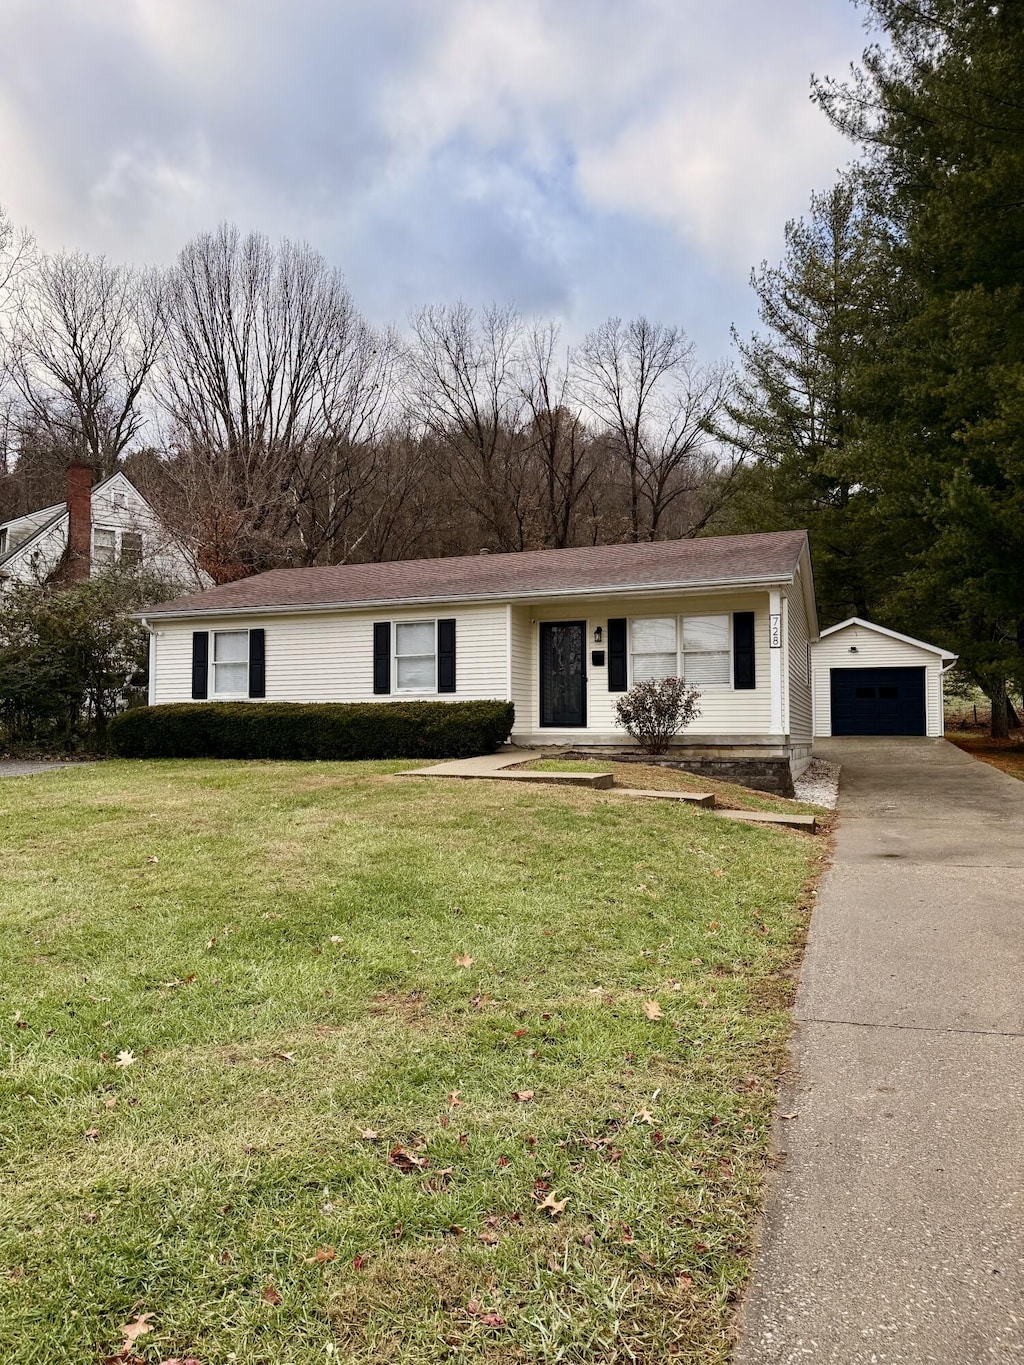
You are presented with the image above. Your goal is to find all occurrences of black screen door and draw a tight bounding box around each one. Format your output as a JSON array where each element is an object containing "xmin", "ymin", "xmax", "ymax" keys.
[{"xmin": 540, "ymin": 621, "xmax": 587, "ymax": 727}]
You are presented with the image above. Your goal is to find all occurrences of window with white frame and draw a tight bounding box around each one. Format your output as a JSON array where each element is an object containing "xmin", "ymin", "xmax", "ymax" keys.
[
  {"xmin": 92, "ymin": 525, "xmax": 144, "ymax": 569},
  {"xmin": 92, "ymin": 527, "xmax": 117, "ymax": 567},
  {"xmin": 680, "ymin": 615, "xmax": 731, "ymax": 685},
  {"xmin": 212, "ymin": 630, "xmax": 249, "ymax": 695},
  {"xmin": 394, "ymin": 621, "xmax": 436, "ymax": 692},
  {"xmin": 629, "ymin": 617, "xmax": 678, "ymax": 682},
  {"xmin": 630, "ymin": 614, "xmax": 732, "ymax": 687}
]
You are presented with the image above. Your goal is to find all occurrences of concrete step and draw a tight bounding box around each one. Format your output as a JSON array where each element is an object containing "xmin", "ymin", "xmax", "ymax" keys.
[
  {"xmin": 606, "ymin": 788, "xmax": 716, "ymax": 809},
  {"xmin": 400, "ymin": 766, "xmax": 614, "ymax": 790},
  {"xmin": 717, "ymin": 808, "xmax": 818, "ymax": 833},
  {"xmin": 491, "ymin": 770, "xmax": 614, "ymax": 789}
]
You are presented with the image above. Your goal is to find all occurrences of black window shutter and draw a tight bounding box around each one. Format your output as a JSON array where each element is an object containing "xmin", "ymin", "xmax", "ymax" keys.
[
  {"xmin": 373, "ymin": 622, "xmax": 391, "ymax": 694},
  {"xmin": 437, "ymin": 618, "xmax": 456, "ymax": 693},
  {"xmin": 734, "ymin": 612, "xmax": 755, "ymax": 689},
  {"xmin": 607, "ymin": 618, "xmax": 628, "ymax": 692},
  {"xmin": 248, "ymin": 628, "xmax": 266, "ymax": 698},
  {"xmin": 191, "ymin": 631, "xmax": 209, "ymax": 699}
]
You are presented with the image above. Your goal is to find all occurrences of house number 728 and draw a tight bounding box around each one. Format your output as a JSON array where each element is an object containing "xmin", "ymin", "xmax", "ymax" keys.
[{"xmin": 769, "ymin": 614, "xmax": 782, "ymax": 649}]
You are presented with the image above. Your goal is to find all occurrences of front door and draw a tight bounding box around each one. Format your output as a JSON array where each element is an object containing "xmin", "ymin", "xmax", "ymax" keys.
[{"xmin": 539, "ymin": 621, "xmax": 587, "ymax": 727}]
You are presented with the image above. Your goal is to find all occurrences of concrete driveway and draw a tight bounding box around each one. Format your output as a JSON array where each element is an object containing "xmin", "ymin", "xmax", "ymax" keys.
[
  {"xmin": 0, "ymin": 760, "xmax": 77, "ymax": 777},
  {"xmin": 737, "ymin": 738, "xmax": 1024, "ymax": 1364}
]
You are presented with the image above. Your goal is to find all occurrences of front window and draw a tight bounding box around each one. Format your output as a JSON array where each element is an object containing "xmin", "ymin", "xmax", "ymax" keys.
[
  {"xmin": 93, "ymin": 528, "xmax": 116, "ymax": 567},
  {"xmin": 630, "ymin": 616, "xmax": 678, "ymax": 682},
  {"xmin": 213, "ymin": 630, "xmax": 249, "ymax": 695},
  {"xmin": 394, "ymin": 621, "xmax": 436, "ymax": 692},
  {"xmin": 629, "ymin": 613, "xmax": 732, "ymax": 687},
  {"xmin": 681, "ymin": 615, "xmax": 731, "ymax": 685}
]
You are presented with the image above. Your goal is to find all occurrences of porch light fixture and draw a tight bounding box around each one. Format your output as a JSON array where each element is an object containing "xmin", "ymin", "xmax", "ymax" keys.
[{"xmin": 593, "ymin": 626, "xmax": 603, "ymax": 643}]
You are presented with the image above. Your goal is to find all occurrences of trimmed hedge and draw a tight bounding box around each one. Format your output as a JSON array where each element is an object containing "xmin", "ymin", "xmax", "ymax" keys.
[{"xmin": 107, "ymin": 700, "xmax": 516, "ymax": 761}]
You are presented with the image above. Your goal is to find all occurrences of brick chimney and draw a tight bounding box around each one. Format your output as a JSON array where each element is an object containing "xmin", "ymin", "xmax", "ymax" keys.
[{"xmin": 66, "ymin": 462, "xmax": 94, "ymax": 580}]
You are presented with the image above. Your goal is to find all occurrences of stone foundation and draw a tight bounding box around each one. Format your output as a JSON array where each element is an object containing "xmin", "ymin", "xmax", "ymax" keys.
[{"xmin": 569, "ymin": 748, "xmax": 797, "ymax": 798}]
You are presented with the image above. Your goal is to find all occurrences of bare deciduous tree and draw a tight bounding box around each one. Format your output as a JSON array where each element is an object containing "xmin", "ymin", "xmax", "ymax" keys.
[
  {"xmin": 409, "ymin": 302, "xmax": 539, "ymax": 551},
  {"xmin": 157, "ymin": 224, "xmax": 396, "ymax": 579},
  {"xmin": 575, "ymin": 316, "xmax": 733, "ymax": 541},
  {"xmin": 518, "ymin": 321, "xmax": 598, "ymax": 548},
  {"xmin": 9, "ymin": 252, "xmax": 164, "ymax": 479}
]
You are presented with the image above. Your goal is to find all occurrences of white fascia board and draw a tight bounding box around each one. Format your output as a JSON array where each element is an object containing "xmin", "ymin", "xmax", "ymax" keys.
[
  {"xmin": 138, "ymin": 572, "xmax": 794, "ymax": 623},
  {"xmin": 818, "ymin": 616, "xmax": 958, "ymax": 660}
]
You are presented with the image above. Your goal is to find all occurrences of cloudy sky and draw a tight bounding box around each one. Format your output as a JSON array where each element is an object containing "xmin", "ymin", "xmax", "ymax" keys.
[{"xmin": 0, "ymin": 0, "xmax": 867, "ymax": 361}]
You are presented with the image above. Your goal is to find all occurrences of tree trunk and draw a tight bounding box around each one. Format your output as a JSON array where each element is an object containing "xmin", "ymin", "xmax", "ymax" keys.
[{"xmin": 989, "ymin": 687, "xmax": 1009, "ymax": 739}]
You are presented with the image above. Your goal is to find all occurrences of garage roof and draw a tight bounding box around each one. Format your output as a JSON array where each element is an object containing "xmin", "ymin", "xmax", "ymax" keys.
[{"xmin": 819, "ymin": 617, "xmax": 958, "ymax": 662}]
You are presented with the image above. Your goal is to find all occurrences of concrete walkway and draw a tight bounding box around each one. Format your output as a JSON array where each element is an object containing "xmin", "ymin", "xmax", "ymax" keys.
[{"xmin": 736, "ymin": 738, "xmax": 1024, "ymax": 1363}]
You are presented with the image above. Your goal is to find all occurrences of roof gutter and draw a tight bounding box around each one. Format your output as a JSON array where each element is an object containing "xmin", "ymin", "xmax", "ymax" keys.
[{"xmin": 136, "ymin": 571, "xmax": 799, "ymax": 623}]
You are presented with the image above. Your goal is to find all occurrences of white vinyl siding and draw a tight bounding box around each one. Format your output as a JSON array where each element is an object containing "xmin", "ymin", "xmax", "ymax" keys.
[
  {"xmin": 150, "ymin": 603, "xmax": 509, "ymax": 706},
  {"xmin": 509, "ymin": 605, "xmax": 533, "ymax": 725},
  {"xmin": 811, "ymin": 623, "xmax": 947, "ymax": 738},
  {"xmin": 786, "ymin": 582, "xmax": 814, "ymax": 745}
]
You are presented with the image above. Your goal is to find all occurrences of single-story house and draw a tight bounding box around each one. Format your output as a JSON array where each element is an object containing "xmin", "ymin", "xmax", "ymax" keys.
[
  {"xmin": 140, "ymin": 530, "xmax": 818, "ymax": 794},
  {"xmin": 810, "ymin": 617, "xmax": 957, "ymax": 738}
]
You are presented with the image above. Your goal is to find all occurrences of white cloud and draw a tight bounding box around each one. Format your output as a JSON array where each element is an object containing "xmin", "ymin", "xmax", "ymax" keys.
[{"xmin": 0, "ymin": 0, "xmax": 866, "ymax": 355}]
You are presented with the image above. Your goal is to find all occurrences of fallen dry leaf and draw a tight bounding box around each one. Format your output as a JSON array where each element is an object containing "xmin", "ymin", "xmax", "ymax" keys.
[
  {"xmin": 360, "ymin": 1128, "xmax": 380, "ymax": 1141},
  {"xmin": 453, "ymin": 952, "xmax": 474, "ymax": 969},
  {"xmin": 261, "ymin": 1284, "xmax": 282, "ymax": 1305},
  {"xmin": 305, "ymin": 1246, "xmax": 336, "ymax": 1264},
  {"xmin": 352, "ymin": 1252, "xmax": 369, "ymax": 1271},
  {"xmin": 536, "ymin": 1192, "xmax": 569, "ymax": 1217},
  {"xmin": 146, "ymin": 856, "xmax": 159, "ymax": 865},
  {"xmin": 329, "ymin": 935, "xmax": 344, "ymax": 943},
  {"xmin": 477, "ymin": 1228, "xmax": 499, "ymax": 1245},
  {"xmin": 388, "ymin": 1144, "xmax": 428, "ymax": 1173},
  {"xmin": 634, "ymin": 1109, "xmax": 655, "ymax": 1124},
  {"xmin": 121, "ymin": 1312, "xmax": 156, "ymax": 1348},
  {"xmin": 467, "ymin": 1300, "xmax": 506, "ymax": 1328},
  {"xmin": 446, "ymin": 1090, "xmax": 463, "ymax": 1108},
  {"xmin": 275, "ymin": 1052, "xmax": 296, "ymax": 1063},
  {"xmin": 642, "ymin": 1000, "xmax": 664, "ymax": 1020},
  {"xmin": 115, "ymin": 1049, "xmax": 136, "ymax": 1068},
  {"xmin": 84, "ymin": 1127, "xmax": 100, "ymax": 1141},
  {"xmin": 103, "ymin": 1096, "xmax": 118, "ymax": 1110},
  {"xmin": 676, "ymin": 1271, "xmax": 694, "ymax": 1289},
  {"xmin": 512, "ymin": 1090, "xmax": 534, "ymax": 1103}
]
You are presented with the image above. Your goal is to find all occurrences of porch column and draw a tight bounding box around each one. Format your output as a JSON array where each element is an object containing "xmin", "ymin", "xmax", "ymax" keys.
[{"xmin": 769, "ymin": 589, "xmax": 784, "ymax": 734}]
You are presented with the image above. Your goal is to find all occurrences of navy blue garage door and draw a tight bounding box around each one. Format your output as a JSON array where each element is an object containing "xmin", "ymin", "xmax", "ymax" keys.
[{"xmin": 830, "ymin": 667, "xmax": 926, "ymax": 736}]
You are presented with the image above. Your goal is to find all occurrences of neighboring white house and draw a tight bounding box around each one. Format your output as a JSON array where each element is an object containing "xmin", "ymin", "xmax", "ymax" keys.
[
  {"xmin": 0, "ymin": 463, "xmax": 204, "ymax": 590},
  {"xmin": 810, "ymin": 617, "xmax": 957, "ymax": 738},
  {"xmin": 140, "ymin": 530, "xmax": 819, "ymax": 794}
]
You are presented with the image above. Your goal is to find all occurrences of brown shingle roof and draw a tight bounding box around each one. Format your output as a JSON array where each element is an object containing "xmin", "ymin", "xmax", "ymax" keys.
[{"xmin": 143, "ymin": 530, "xmax": 809, "ymax": 617}]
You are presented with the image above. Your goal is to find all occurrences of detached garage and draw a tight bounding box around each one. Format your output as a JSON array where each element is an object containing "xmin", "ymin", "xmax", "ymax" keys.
[{"xmin": 811, "ymin": 618, "xmax": 957, "ymax": 738}]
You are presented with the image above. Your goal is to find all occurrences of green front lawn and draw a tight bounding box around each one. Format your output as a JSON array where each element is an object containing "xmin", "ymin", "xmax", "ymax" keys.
[{"xmin": 0, "ymin": 760, "xmax": 818, "ymax": 1364}]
